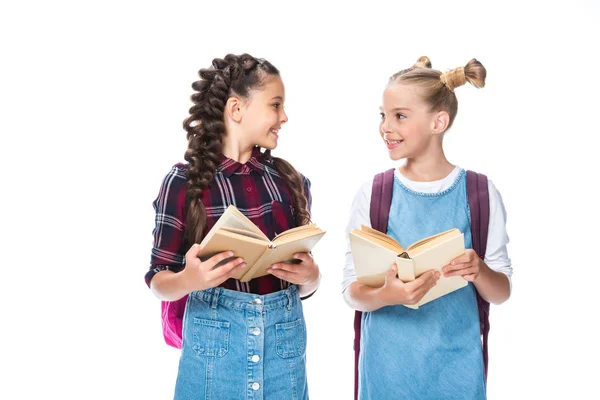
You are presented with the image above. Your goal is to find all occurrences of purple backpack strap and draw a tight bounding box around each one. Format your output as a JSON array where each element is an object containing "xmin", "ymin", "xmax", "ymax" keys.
[
  {"xmin": 466, "ymin": 170, "xmax": 491, "ymax": 380},
  {"xmin": 353, "ymin": 168, "xmax": 395, "ymax": 400}
]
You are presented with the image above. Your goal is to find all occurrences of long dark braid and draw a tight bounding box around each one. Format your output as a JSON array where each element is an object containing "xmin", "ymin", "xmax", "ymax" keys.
[{"xmin": 183, "ymin": 54, "xmax": 310, "ymax": 244}]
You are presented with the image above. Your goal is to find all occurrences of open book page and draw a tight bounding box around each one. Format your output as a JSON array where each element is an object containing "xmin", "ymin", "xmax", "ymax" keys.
[
  {"xmin": 405, "ymin": 228, "xmax": 460, "ymax": 256},
  {"xmin": 351, "ymin": 230, "xmax": 403, "ymax": 254},
  {"xmin": 411, "ymin": 233, "xmax": 465, "ymax": 277},
  {"xmin": 221, "ymin": 227, "xmax": 268, "ymax": 242},
  {"xmin": 360, "ymin": 225, "xmax": 405, "ymax": 253},
  {"xmin": 272, "ymin": 224, "xmax": 318, "ymax": 242},
  {"xmin": 201, "ymin": 205, "xmax": 268, "ymax": 246},
  {"xmin": 198, "ymin": 229, "xmax": 269, "ymax": 279},
  {"xmin": 240, "ymin": 232, "xmax": 326, "ymax": 282},
  {"xmin": 272, "ymin": 226, "xmax": 324, "ymax": 247},
  {"xmin": 350, "ymin": 232, "xmax": 399, "ymax": 287},
  {"xmin": 397, "ymin": 232, "xmax": 467, "ymax": 309}
]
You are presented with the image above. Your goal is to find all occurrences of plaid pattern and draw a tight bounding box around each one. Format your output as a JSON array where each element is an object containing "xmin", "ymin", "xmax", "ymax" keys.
[{"xmin": 146, "ymin": 147, "xmax": 312, "ymax": 295}]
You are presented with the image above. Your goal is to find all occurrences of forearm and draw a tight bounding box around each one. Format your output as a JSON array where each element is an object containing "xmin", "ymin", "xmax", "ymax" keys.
[
  {"xmin": 343, "ymin": 281, "xmax": 389, "ymax": 312},
  {"xmin": 474, "ymin": 262, "xmax": 511, "ymax": 305},
  {"xmin": 150, "ymin": 270, "xmax": 192, "ymax": 301}
]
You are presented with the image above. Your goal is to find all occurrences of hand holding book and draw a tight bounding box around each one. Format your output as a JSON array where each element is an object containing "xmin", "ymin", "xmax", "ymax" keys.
[
  {"xmin": 268, "ymin": 252, "xmax": 320, "ymax": 287},
  {"xmin": 377, "ymin": 264, "xmax": 441, "ymax": 307},
  {"xmin": 442, "ymin": 249, "xmax": 483, "ymax": 282},
  {"xmin": 349, "ymin": 226, "xmax": 468, "ymax": 308},
  {"xmin": 181, "ymin": 244, "xmax": 247, "ymax": 292},
  {"xmin": 197, "ymin": 206, "xmax": 326, "ymax": 282}
]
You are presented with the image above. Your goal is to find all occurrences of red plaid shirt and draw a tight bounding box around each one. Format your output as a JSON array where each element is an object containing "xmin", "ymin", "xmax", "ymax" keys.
[{"xmin": 146, "ymin": 147, "xmax": 312, "ymax": 295}]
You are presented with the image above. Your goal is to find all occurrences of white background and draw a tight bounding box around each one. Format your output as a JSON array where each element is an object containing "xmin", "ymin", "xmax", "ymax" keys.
[{"xmin": 1, "ymin": 1, "xmax": 599, "ymax": 399}]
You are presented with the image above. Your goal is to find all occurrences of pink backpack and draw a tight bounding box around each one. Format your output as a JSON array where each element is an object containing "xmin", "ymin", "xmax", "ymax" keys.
[
  {"xmin": 353, "ymin": 169, "xmax": 491, "ymax": 399},
  {"xmin": 160, "ymin": 193, "xmax": 194, "ymax": 349},
  {"xmin": 162, "ymin": 297, "xmax": 186, "ymax": 348}
]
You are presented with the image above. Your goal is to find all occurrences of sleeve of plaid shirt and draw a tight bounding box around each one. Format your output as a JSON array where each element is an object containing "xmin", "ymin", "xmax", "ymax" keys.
[
  {"xmin": 145, "ymin": 165, "xmax": 188, "ymax": 287},
  {"xmin": 302, "ymin": 174, "xmax": 312, "ymax": 214},
  {"xmin": 300, "ymin": 173, "xmax": 319, "ymax": 300}
]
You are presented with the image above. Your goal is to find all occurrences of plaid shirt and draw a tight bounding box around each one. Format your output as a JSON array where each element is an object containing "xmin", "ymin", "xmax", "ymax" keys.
[{"xmin": 145, "ymin": 147, "xmax": 312, "ymax": 295}]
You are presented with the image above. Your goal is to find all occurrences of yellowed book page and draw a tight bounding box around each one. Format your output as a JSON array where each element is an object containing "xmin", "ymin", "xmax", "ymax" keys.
[
  {"xmin": 198, "ymin": 230, "xmax": 268, "ymax": 280},
  {"xmin": 240, "ymin": 232, "xmax": 326, "ymax": 282},
  {"xmin": 411, "ymin": 233, "xmax": 465, "ymax": 277},
  {"xmin": 201, "ymin": 206, "xmax": 268, "ymax": 246},
  {"xmin": 239, "ymin": 247, "xmax": 276, "ymax": 282},
  {"xmin": 272, "ymin": 224, "xmax": 318, "ymax": 241},
  {"xmin": 351, "ymin": 230, "xmax": 402, "ymax": 254},
  {"xmin": 407, "ymin": 233, "xmax": 468, "ymax": 306},
  {"xmin": 272, "ymin": 227, "xmax": 324, "ymax": 247},
  {"xmin": 406, "ymin": 228, "xmax": 461, "ymax": 255},
  {"xmin": 221, "ymin": 227, "xmax": 267, "ymax": 242},
  {"xmin": 350, "ymin": 232, "xmax": 398, "ymax": 288},
  {"xmin": 360, "ymin": 225, "xmax": 405, "ymax": 253}
]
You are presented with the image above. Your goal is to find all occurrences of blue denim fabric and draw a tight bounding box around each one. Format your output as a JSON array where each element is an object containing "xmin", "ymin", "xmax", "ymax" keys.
[
  {"xmin": 175, "ymin": 285, "xmax": 308, "ymax": 400},
  {"xmin": 359, "ymin": 169, "xmax": 486, "ymax": 399}
]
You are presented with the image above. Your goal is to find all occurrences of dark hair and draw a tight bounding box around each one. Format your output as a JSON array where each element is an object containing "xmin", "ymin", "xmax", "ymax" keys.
[{"xmin": 183, "ymin": 53, "xmax": 310, "ymax": 244}]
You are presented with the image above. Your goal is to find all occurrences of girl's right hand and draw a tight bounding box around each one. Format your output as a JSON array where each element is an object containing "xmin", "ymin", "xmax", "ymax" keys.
[
  {"xmin": 182, "ymin": 244, "xmax": 247, "ymax": 292},
  {"xmin": 379, "ymin": 264, "xmax": 440, "ymax": 306}
]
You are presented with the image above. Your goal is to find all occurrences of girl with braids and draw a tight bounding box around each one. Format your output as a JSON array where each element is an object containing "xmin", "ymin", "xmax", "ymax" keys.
[
  {"xmin": 146, "ymin": 54, "xmax": 319, "ymax": 399},
  {"xmin": 343, "ymin": 57, "xmax": 512, "ymax": 399}
]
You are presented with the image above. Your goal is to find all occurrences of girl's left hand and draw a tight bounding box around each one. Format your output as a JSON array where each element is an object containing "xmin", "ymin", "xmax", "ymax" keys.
[
  {"xmin": 268, "ymin": 252, "xmax": 320, "ymax": 285},
  {"xmin": 442, "ymin": 249, "xmax": 483, "ymax": 282}
]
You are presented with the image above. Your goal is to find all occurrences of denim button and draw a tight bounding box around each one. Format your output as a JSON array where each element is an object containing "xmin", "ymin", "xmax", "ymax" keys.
[
  {"xmin": 251, "ymin": 355, "xmax": 260, "ymax": 362},
  {"xmin": 251, "ymin": 327, "xmax": 261, "ymax": 336},
  {"xmin": 251, "ymin": 382, "xmax": 260, "ymax": 391},
  {"xmin": 252, "ymin": 298, "xmax": 262, "ymax": 305}
]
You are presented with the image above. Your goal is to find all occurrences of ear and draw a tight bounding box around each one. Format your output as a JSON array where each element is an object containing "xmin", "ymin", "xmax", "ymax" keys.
[
  {"xmin": 225, "ymin": 96, "xmax": 243, "ymax": 123},
  {"xmin": 431, "ymin": 110, "xmax": 450, "ymax": 135}
]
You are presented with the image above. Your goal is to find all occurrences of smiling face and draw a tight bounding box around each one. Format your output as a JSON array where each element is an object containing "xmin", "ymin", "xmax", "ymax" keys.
[
  {"xmin": 238, "ymin": 75, "xmax": 288, "ymax": 150},
  {"xmin": 379, "ymin": 83, "xmax": 443, "ymax": 161}
]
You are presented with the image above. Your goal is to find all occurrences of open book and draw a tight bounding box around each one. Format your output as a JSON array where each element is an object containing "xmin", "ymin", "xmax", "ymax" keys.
[
  {"xmin": 198, "ymin": 205, "xmax": 326, "ymax": 282},
  {"xmin": 349, "ymin": 226, "xmax": 467, "ymax": 309}
]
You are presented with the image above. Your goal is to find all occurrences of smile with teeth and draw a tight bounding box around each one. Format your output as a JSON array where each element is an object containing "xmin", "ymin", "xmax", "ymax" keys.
[
  {"xmin": 270, "ymin": 129, "xmax": 279, "ymax": 135},
  {"xmin": 385, "ymin": 139, "xmax": 403, "ymax": 145}
]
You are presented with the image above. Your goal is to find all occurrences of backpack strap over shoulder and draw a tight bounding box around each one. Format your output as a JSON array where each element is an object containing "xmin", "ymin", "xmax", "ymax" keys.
[
  {"xmin": 466, "ymin": 170, "xmax": 491, "ymax": 380},
  {"xmin": 370, "ymin": 168, "xmax": 395, "ymax": 232},
  {"xmin": 466, "ymin": 170, "xmax": 490, "ymax": 258}
]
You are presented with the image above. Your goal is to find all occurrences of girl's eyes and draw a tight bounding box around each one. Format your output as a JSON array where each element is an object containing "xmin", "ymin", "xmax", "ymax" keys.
[
  {"xmin": 273, "ymin": 103, "xmax": 281, "ymax": 109},
  {"xmin": 379, "ymin": 112, "xmax": 406, "ymax": 120}
]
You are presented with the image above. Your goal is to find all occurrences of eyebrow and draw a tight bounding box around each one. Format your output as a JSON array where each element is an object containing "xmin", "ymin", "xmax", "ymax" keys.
[
  {"xmin": 271, "ymin": 96, "xmax": 284, "ymax": 101},
  {"xmin": 379, "ymin": 107, "xmax": 412, "ymax": 112}
]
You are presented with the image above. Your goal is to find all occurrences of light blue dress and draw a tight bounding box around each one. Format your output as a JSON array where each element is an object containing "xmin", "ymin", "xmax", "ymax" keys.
[{"xmin": 359, "ymin": 169, "xmax": 486, "ymax": 399}]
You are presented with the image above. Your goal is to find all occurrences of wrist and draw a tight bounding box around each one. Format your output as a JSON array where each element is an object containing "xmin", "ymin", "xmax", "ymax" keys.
[
  {"xmin": 298, "ymin": 276, "xmax": 320, "ymax": 297},
  {"xmin": 474, "ymin": 259, "xmax": 489, "ymax": 283},
  {"xmin": 178, "ymin": 266, "xmax": 196, "ymax": 293},
  {"xmin": 304, "ymin": 271, "xmax": 321, "ymax": 289},
  {"xmin": 376, "ymin": 286, "xmax": 392, "ymax": 307}
]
